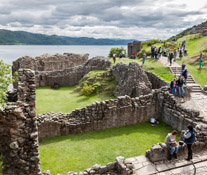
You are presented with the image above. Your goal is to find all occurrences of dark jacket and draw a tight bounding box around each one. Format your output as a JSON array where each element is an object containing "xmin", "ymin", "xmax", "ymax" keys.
[
  {"xmin": 184, "ymin": 129, "xmax": 196, "ymax": 144},
  {"xmin": 176, "ymin": 79, "xmax": 184, "ymax": 87},
  {"xmin": 182, "ymin": 70, "xmax": 188, "ymax": 79}
]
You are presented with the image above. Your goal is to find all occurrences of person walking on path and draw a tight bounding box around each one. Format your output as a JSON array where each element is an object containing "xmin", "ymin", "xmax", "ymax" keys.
[
  {"xmin": 176, "ymin": 76, "xmax": 184, "ymax": 98},
  {"xmin": 163, "ymin": 47, "xmax": 167, "ymax": 57},
  {"xmin": 182, "ymin": 68, "xmax": 188, "ymax": 84},
  {"xmin": 113, "ymin": 53, "xmax": 116, "ymax": 63},
  {"xmin": 181, "ymin": 62, "xmax": 186, "ymax": 73},
  {"xmin": 169, "ymin": 52, "xmax": 174, "ymax": 66},
  {"xmin": 170, "ymin": 78, "xmax": 177, "ymax": 95},
  {"xmin": 179, "ymin": 48, "xmax": 183, "ymax": 59},
  {"xmin": 165, "ymin": 130, "xmax": 179, "ymax": 160},
  {"xmin": 199, "ymin": 52, "xmax": 204, "ymax": 69},
  {"xmin": 142, "ymin": 51, "xmax": 146, "ymax": 66},
  {"xmin": 184, "ymin": 125, "xmax": 196, "ymax": 161}
]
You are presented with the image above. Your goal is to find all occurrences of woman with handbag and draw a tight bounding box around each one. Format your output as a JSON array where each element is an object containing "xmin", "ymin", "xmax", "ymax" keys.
[{"xmin": 165, "ymin": 130, "xmax": 179, "ymax": 160}]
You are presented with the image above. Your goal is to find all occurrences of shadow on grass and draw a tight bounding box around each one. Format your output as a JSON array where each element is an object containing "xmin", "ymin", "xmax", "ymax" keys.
[{"xmin": 39, "ymin": 121, "xmax": 175, "ymax": 146}]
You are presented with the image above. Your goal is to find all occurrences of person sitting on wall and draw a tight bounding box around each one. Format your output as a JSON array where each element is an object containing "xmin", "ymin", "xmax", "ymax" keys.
[
  {"xmin": 165, "ymin": 130, "xmax": 179, "ymax": 160},
  {"xmin": 184, "ymin": 125, "xmax": 196, "ymax": 161}
]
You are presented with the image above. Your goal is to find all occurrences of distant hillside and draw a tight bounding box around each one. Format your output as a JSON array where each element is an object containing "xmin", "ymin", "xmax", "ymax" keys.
[
  {"xmin": 168, "ymin": 21, "xmax": 207, "ymax": 41},
  {"xmin": 0, "ymin": 29, "xmax": 134, "ymax": 45}
]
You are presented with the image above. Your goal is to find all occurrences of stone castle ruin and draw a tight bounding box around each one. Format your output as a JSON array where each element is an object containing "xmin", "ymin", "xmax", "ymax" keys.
[
  {"xmin": 128, "ymin": 41, "xmax": 141, "ymax": 58},
  {"xmin": 0, "ymin": 54, "xmax": 207, "ymax": 174}
]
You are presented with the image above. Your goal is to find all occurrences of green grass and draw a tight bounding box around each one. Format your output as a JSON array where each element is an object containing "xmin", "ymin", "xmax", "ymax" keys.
[
  {"xmin": 176, "ymin": 35, "xmax": 207, "ymax": 87},
  {"xmin": 110, "ymin": 58, "xmax": 174, "ymax": 82},
  {"xmin": 39, "ymin": 122, "xmax": 178, "ymax": 175},
  {"xmin": 36, "ymin": 86, "xmax": 114, "ymax": 114},
  {"xmin": 36, "ymin": 70, "xmax": 117, "ymax": 114}
]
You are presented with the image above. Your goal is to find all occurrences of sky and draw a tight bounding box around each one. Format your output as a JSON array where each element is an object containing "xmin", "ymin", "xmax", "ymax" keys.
[{"xmin": 0, "ymin": 0, "xmax": 206, "ymax": 40}]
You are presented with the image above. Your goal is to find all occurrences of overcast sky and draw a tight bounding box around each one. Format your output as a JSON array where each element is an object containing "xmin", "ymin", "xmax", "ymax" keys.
[{"xmin": 0, "ymin": 0, "xmax": 207, "ymax": 40}]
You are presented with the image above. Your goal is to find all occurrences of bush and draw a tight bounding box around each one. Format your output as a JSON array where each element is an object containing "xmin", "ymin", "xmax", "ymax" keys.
[
  {"xmin": 108, "ymin": 47, "xmax": 126, "ymax": 57},
  {"xmin": 141, "ymin": 39, "xmax": 159, "ymax": 48},
  {"xmin": 81, "ymin": 84, "xmax": 96, "ymax": 96}
]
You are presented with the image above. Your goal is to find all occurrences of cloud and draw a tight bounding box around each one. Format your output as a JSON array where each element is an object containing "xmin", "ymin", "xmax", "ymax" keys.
[{"xmin": 0, "ymin": 0, "xmax": 206, "ymax": 40}]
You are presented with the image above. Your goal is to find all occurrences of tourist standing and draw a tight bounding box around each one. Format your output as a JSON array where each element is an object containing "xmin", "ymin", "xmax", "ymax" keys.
[
  {"xmin": 174, "ymin": 50, "xmax": 177, "ymax": 62},
  {"xmin": 154, "ymin": 47, "xmax": 157, "ymax": 59},
  {"xmin": 122, "ymin": 50, "xmax": 125, "ymax": 57},
  {"xmin": 163, "ymin": 47, "xmax": 167, "ymax": 57},
  {"xmin": 184, "ymin": 125, "xmax": 196, "ymax": 161},
  {"xmin": 165, "ymin": 130, "xmax": 179, "ymax": 160},
  {"xmin": 176, "ymin": 76, "xmax": 184, "ymax": 98},
  {"xmin": 113, "ymin": 53, "xmax": 116, "ymax": 63},
  {"xmin": 151, "ymin": 46, "xmax": 154, "ymax": 58},
  {"xmin": 181, "ymin": 62, "xmax": 186, "ymax": 73},
  {"xmin": 179, "ymin": 48, "xmax": 183, "ymax": 59},
  {"xmin": 170, "ymin": 78, "xmax": 177, "ymax": 95},
  {"xmin": 182, "ymin": 68, "xmax": 188, "ymax": 84},
  {"xmin": 169, "ymin": 52, "xmax": 173, "ymax": 66},
  {"xmin": 142, "ymin": 51, "xmax": 146, "ymax": 66},
  {"xmin": 199, "ymin": 52, "xmax": 204, "ymax": 69}
]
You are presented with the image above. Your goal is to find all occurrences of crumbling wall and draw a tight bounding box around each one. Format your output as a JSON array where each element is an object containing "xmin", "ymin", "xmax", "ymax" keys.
[
  {"xmin": 0, "ymin": 69, "xmax": 41, "ymax": 175},
  {"xmin": 112, "ymin": 62, "xmax": 152, "ymax": 97},
  {"xmin": 35, "ymin": 56, "xmax": 112, "ymax": 87},
  {"xmin": 12, "ymin": 53, "xmax": 89, "ymax": 72},
  {"xmin": 37, "ymin": 92, "xmax": 161, "ymax": 138}
]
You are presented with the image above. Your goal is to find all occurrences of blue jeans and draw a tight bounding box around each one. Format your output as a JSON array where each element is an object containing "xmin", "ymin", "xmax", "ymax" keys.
[
  {"xmin": 171, "ymin": 87, "xmax": 176, "ymax": 95},
  {"xmin": 142, "ymin": 57, "xmax": 145, "ymax": 64},
  {"xmin": 169, "ymin": 145, "xmax": 178, "ymax": 155},
  {"xmin": 178, "ymin": 86, "xmax": 184, "ymax": 97}
]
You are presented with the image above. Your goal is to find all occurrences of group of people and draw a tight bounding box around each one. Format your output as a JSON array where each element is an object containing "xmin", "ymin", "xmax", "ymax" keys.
[
  {"xmin": 170, "ymin": 62, "xmax": 188, "ymax": 97},
  {"xmin": 151, "ymin": 46, "xmax": 163, "ymax": 60},
  {"xmin": 165, "ymin": 125, "xmax": 196, "ymax": 161},
  {"xmin": 112, "ymin": 50, "xmax": 126, "ymax": 63}
]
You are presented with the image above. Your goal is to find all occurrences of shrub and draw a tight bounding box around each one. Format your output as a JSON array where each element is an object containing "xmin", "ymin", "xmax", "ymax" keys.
[
  {"xmin": 108, "ymin": 47, "xmax": 126, "ymax": 57},
  {"xmin": 141, "ymin": 39, "xmax": 159, "ymax": 48},
  {"xmin": 81, "ymin": 84, "xmax": 96, "ymax": 96}
]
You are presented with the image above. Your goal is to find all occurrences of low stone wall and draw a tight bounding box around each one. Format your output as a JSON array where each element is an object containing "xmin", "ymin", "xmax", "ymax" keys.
[
  {"xmin": 38, "ymin": 93, "xmax": 161, "ymax": 138},
  {"xmin": 35, "ymin": 56, "xmax": 112, "ymax": 87}
]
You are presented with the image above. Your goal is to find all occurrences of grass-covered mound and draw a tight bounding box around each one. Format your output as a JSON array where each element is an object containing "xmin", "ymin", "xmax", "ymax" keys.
[
  {"xmin": 39, "ymin": 122, "xmax": 178, "ymax": 175},
  {"xmin": 110, "ymin": 58, "xmax": 174, "ymax": 82},
  {"xmin": 36, "ymin": 70, "xmax": 117, "ymax": 114}
]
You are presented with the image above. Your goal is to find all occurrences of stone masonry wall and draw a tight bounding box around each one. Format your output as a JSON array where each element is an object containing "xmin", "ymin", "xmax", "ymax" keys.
[
  {"xmin": 0, "ymin": 69, "xmax": 41, "ymax": 175},
  {"xmin": 12, "ymin": 53, "xmax": 89, "ymax": 72},
  {"xmin": 37, "ymin": 92, "xmax": 161, "ymax": 138},
  {"xmin": 35, "ymin": 56, "xmax": 112, "ymax": 87}
]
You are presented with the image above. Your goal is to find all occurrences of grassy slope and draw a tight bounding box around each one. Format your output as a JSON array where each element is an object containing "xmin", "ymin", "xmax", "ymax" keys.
[
  {"xmin": 39, "ymin": 122, "xmax": 178, "ymax": 175},
  {"xmin": 36, "ymin": 70, "xmax": 117, "ymax": 114},
  {"xmin": 110, "ymin": 58, "xmax": 174, "ymax": 82},
  {"xmin": 176, "ymin": 35, "xmax": 207, "ymax": 87}
]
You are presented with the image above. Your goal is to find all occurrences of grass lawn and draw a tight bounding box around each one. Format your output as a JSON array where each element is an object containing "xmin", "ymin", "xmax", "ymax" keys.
[
  {"xmin": 110, "ymin": 57, "xmax": 174, "ymax": 82},
  {"xmin": 39, "ymin": 122, "xmax": 178, "ymax": 175},
  {"xmin": 36, "ymin": 86, "xmax": 114, "ymax": 114}
]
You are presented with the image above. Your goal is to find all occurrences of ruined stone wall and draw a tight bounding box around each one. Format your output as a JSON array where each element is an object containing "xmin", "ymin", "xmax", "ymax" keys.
[
  {"xmin": 128, "ymin": 41, "xmax": 141, "ymax": 57},
  {"xmin": 37, "ymin": 93, "xmax": 161, "ymax": 138},
  {"xmin": 12, "ymin": 53, "xmax": 89, "ymax": 73},
  {"xmin": 35, "ymin": 56, "xmax": 112, "ymax": 87},
  {"xmin": 112, "ymin": 62, "xmax": 152, "ymax": 98},
  {"xmin": 0, "ymin": 69, "xmax": 41, "ymax": 175}
]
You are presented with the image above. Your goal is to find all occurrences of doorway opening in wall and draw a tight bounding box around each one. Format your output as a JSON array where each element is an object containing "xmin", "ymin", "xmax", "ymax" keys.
[{"xmin": 38, "ymin": 121, "xmax": 179, "ymax": 175}]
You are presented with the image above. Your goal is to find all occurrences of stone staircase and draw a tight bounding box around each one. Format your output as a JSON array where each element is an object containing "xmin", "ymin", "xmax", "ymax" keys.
[{"xmin": 170, "ymin": 67, "xmax": 203, "ymax": 93}]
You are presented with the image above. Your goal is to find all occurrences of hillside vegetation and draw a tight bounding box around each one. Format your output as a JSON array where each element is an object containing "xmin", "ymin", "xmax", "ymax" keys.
[{"xmin": 0, "ymin": 29, "xmax": 133, "ymax": 45}]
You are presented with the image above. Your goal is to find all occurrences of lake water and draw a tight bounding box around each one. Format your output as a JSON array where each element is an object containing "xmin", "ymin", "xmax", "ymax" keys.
[{"xmin": 0, "ymin": 45, "xmax": 127, "ymax": 65}]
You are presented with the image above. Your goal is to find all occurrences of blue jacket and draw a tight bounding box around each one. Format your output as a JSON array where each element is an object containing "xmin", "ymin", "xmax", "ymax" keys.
[{"xmin": 184, "ymin": 129, "xmax": 196, "ymax": 144}]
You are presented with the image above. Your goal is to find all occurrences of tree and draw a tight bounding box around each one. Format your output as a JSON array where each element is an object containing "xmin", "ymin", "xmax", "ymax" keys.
[{"xmin": 0, "ymin": 60, "xmax": 13, "ymax": 109}]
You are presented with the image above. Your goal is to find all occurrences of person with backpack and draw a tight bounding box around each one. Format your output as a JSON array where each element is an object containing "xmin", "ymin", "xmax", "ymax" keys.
[
  {"xmin": 182, "ymin": 68, "xmax": 188, "ymax": 84},
  {"xmin": 199, "ymin": 52, "xmax": 204, "ymax": 69},
  {"xmin": 170, "ymin": 78, "xmax": 177, "ymax": 95},
  {"xmin": 176, "ymin": 76, "xmax": 184, "ymax": 98},
  {"xmin": 181, "ymin": 62, "xmax": 186, "ymax": 73},
  {"xmin": 184, "ymin": 125, "xmax": 196, "ymax": 161}
]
